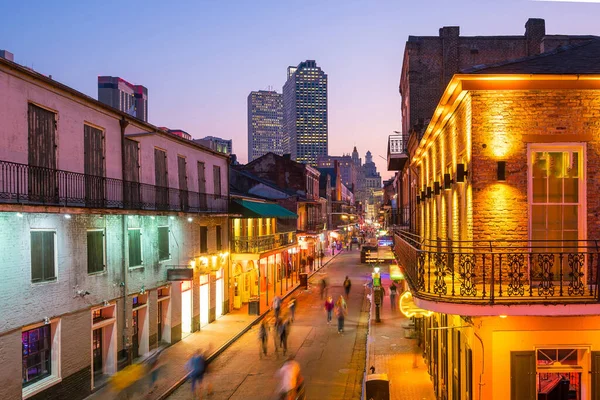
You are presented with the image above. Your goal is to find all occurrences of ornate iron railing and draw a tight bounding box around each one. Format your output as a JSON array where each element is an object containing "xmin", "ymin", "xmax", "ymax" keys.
[
  {"xmin": 393, "ymin": 229, "xmax": 600, "ymax": 304},
  {"xmin": 231, "ymin": 232, "xmax": 297, "ymax": 254},
  {"xmin": 0, "ymin": 159, "xmax": 227, "ymax": 213}
]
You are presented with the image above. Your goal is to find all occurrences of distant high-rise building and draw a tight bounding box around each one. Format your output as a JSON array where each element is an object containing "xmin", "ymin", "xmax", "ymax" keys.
[
  {"xmin": 248, "ymin": 91, "xmax": 283, "ymax": 161},
  {"xmin": 194, "ymin": 136, "xmax": 233, "ymax": 155},
  {"xmin": 317, "ymin": 154, "xmax": 357, "ymax": 192},
  {"xmin": 283, "ymin": 60, "xmax": 327, "ymax": 165},
  {"xmin": 98, "ymin": 76, "xmax": 148, "ymax": 122}
]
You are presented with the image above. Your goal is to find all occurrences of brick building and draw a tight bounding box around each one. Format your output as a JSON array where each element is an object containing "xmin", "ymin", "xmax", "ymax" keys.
[
  {"xmin": 393, "ymin": 38, "xmax": 600, "ymax": 399},
  {"xmin": 0, "ymin": 56, "xmax": 230, "ymax": 399}
]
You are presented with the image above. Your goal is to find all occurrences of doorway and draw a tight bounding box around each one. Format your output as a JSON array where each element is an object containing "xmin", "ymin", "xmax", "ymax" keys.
[
  {"xmin": 181, "ymin": 281, "xmax": 192, "ymax": 337},
  {"xmin": 216, "ymin": 268, "xmax": 223, "ymax": 318},
  {"xmin": 200, "ymin": 274, "xmax": 210, "ymax": 327}
]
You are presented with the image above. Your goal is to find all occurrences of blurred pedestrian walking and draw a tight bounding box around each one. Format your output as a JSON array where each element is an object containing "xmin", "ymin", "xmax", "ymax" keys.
[
  {"xmin": 276, "ymin": 355, "xmax": 303, "ymax": 400},
  {"xmin": 187, "ymin": 349, "xmax": 212, "ymax": 399},
  {"xmin": 288, "ymin": 297, "xmax": 297, "ymax": 322},
  {"xmin": 389, "ymin": 281, "xmax": 398, "ymax": 311},
  {"xmin": 319, "ymin": 277, "xmax": 328, "ymax": 300},
  {"xmin": 324, "ymin": 295, "xmax": 334, "ymax": 324},
  {"xmin": 273, "ymin": 295, "xmax": 282, "ymax": 319},
  {"xmin": 258, "ymin": 319, "xmax": 269, "ymax": 358},
  {"xmin": 335, "ymin": 295, "xmax": 347, "ymax": 334},
  {"xmin": 343, "ymin": 276, "xmax": 352, "ymax": 297},
  {"xmin": 278, "ymin": 317, "xmax": 290, "ymax": 355},
  {"xmin": 146, "ymin": 345, "xmax": 165, "ymax": 392}
]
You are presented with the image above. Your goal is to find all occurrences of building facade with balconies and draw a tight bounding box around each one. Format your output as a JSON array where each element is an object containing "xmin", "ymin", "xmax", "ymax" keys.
[
  {"xmin": 228, "ymin": 195, "xmax": 298, "ymax": 313},
  {"xmin": 0, "ymin": 56, "xmax": 229, "ymax": 400},
  {"xmin": 394, "ymin": 39, "xmax": 600, "ymax": 400}
]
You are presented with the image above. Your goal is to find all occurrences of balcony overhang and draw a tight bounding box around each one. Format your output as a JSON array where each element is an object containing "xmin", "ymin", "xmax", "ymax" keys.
[
  {"xmin": 387, "ymin": 153, "xmax": 408, "ymax": 171},
  {"xmin": 231, "ymin": 199, "xmax": 297, "ymax": 219}
]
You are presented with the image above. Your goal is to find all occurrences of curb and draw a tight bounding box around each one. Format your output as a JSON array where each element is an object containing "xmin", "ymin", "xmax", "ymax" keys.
[{"xmin": 157, "ymin": 249, "xmax": 344, "ymax": 399}]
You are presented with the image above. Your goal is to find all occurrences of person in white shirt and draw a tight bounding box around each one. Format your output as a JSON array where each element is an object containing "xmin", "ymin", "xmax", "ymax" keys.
[{"xmin": 276, "ymin": 355, "xmax": 302, "ymax": 400}]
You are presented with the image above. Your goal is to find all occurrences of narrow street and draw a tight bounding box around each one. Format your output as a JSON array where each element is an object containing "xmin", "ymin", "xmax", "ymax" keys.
[{"xmin": 167, "ymin": 248, "xmax": 371, "ymax": 400}]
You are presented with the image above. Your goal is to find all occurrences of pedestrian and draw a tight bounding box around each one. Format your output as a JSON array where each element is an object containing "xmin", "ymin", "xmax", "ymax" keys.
[
  {"xmin": 319, "ymin": 250, "xmax": 324, "ymax": 266},
  {"xmin": 276, "ymin": 355, "xmax": 303, "ymax": 400},
  {"xmin": 343, "ymin": 276, "xmax": 352, "ymax": 297},
  {"xmin": 258, "ymin": 319, "xmax": 269, "ymax": 358},
  {"xmin": 187, "ymin": 349, "xmax": 212, "ymax": 399},
  {"xmin": 319, "ymin": 277, "xmax": 328, "ymax": 300},
  {"xmin": 288, "ymin": 298, "xmax": 297, "ymax": 322},
  {"xmin": 307, "ymin": 255, "xmax": 314, "ymax": 271},
  {"xmin": 273, "ymin": 295, "xmax": 282, "ymax": 319},
  {"xmin": 389, "ymin": 282, "xmax": 398, "ymax": 311},
  {"xmin": 324, "ymin": 295, "xmax": 334, "ymax": 324},
  {"xmin": 335, "ymin": 296, "xmax": 347, "ymax": 334},
  {"xmin": 273, "ymin": 317, "xmax": 282, "ymax": 355},
  {"xmin": 146, "ymin": 346, "xmax": 165, "ymax": 391},
  {"xmin": 278, "ymin": 317, "xmax": 290, "ymax": 355}
]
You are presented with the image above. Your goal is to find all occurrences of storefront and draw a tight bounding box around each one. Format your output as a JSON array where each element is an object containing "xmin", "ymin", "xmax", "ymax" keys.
[{"xmin": 180, "ymin": 281, "xmax": 192, "ymax": 337}]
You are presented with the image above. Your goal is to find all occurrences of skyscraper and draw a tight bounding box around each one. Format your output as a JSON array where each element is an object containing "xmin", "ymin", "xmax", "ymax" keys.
[
  {"xmin": 283, "ymin": 60, "xmax": 327, "ymax": 165},
  {"xmin": 247, "ymin": 90, "xmax": 283, "ymax": 161},
  {"xmin": 98, "ymin": 76, "xmax": 148, "ymax": 122}
]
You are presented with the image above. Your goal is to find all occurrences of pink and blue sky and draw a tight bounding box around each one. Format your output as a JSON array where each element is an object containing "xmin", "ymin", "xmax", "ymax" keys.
[{"xmin": 1, "ymin": 0, "xmax": 599, "ymax": 179}]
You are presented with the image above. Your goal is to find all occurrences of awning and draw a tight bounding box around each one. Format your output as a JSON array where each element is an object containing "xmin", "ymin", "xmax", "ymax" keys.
[{"xmin": 232, "ymin": 199, "xmax": 298, "ymax": 219}]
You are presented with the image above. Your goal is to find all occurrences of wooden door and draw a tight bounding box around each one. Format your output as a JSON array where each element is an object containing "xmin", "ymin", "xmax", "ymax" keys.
[
  {"xmin": 84, "ymin": 125, "xmax": 105, "ymax": 207},
  {"xmin": 154, "ymin": 148, "xmax": 168, "ymax": 209},
  {"xmin": 123, "ymin": 139, "xmax": 140, "ymax": 208},
  {"xmin": 177, "ymin": 156, "xmax": 188, "ymax": 211},
  {"xmin": 592, "ymin": 352, "xmax": 600, "ymax": 400},
  {"xmin": 510, "ymin": 351, "xmax": 536, "ymax": 400},
  {"xmin": 28, "ymin": 104, "xmax": 57, "ymax": 202}
]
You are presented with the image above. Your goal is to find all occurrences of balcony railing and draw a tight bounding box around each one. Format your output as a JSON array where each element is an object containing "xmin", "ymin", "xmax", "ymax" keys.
[
  {"xmin": 0, "ymin": 159, "xmax": 227, "ymax": 213},
  {"xmin": 387, "ymin": 134, "xmax": 409, "ymax": 171},
  {"xmin": 394, "ymin": 229, "xmax": 600, "ymax": 305},
  {"xmin": 231, "ymin": 232, "xmax": 297, "ymax": 254}
]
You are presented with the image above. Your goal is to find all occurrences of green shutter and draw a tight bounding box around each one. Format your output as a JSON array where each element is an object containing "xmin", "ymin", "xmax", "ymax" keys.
[
  {"xmin": 31, "ymin": 232, "xmax": 43, "ymax": 282},
  {"xmin": 42, "ymin": 232, "xmax": 55, "ymax": 280},
  {"xmin": 158, "ymin": 227, "xmax": 169, "ymax": 261},
  {"xmin": 200, "ymin": 226, "xmax": 208, "ymax": 253},
  {"xmin": 216, "ymin": 225, "xmax": 222, "ymax": 250},
  {"xmin": 128, "ymin": 229, "xmax": 142, "ymax": 267},
  {"xmin": 510, "ymin": 351, "xmax": 536, "ymax": 400},
  {"xmin": 87, "ymin": 231, "xmax": 104, "ymax": 274}
]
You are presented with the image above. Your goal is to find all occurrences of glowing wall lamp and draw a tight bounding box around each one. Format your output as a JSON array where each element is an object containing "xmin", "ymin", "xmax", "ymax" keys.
[
  {"xmin": 497, "ymin": 161, "xmax": 507, "ymax": 181},
  {"xmin": 443, "ymin": 173, "xmax": 453, "ymax": 190},
  {"xmin": 434, "ymin": 181, "xmax": 441, "ymax": 195},
  {"xmin": 456, "ymin": 163, "xmax": 468, "ymax": 182}
]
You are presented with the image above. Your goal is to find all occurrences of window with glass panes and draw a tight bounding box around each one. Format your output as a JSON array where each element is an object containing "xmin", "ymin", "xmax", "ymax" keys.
[
  {"xmin": 128, "ymin": 228, "xmax": 142, "ymax": 267},
  {"xmin": 87, "ymin": 230, "xmax": 105, "ymax": 274},
  {"xmin": 22, "ymin": 325, "xmax": 51, "ymax": 386},
  {"xmin": 530, "ymin": 145, "xmax": 583, "ymax": 277},
  {"xmin": 158, "ymin": 226, "xmax": 170, "ymax": 261},
  {"xmin": 31, "ymin": 231, "xmax": 56, "ymax": 283}
]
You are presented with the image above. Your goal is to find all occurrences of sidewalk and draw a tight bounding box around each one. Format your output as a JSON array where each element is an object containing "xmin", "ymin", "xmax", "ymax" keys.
[
  {"xmin": 365, "ymin": 265, "xmax": 436, "ymax": 400},
  {"xmin": 86, "ymin": 249, "xmax": 343, "ymax": 400}
]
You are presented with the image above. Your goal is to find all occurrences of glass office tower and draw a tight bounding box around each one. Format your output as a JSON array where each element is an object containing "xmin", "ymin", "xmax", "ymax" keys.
[{"xmin": 247, "ymin": 90, "xmax": 284, "ymax": 161}]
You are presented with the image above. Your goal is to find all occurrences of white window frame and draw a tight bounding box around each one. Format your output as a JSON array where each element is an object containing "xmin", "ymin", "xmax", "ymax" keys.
[
  {"xmin": 30, "ymin": 229, "xmax": 58, "ymax": 284},
  {"xmin": 87, "ymin": 229, "xmax": 106, "ymax": 275},
  {"xmin": 22, "ymin": 318, "xmax": 62, "ymax": 399},
  {"xmin": 527, "ymin": 143, "xmax": 587, "ymax": 245}
]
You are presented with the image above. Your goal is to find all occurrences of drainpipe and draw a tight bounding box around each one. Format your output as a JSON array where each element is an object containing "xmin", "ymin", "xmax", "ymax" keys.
[{"xmin": 120, "ymin": 117, "xmax": 130, "ymax": 364}]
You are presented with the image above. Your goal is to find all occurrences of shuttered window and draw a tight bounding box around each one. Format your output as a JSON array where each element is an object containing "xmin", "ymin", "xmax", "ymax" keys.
[
  {"xmin": 158, "ymin": 226, "xmax": 170, "ymax": 261},
  {"xmin": 213, "ymin": 166, "xmax": 221, "ymax": 196},
  {"xmin": 216, "ymin": 225, "xmax": 222, "ymax": 250},
  {"xmin": 87, "ymin": 230, "xmax": 105, "ymax": 274},
  {"xmin": 200, "ymin": 226, "xmax": 208, "ymax": 253},
  {"xmin": 31, "ymin": 231, "xmax": 56, "ymax": 283},
  {"xmin": 128, "ymin": 228, "xmax": 143, "ymax": 267}
]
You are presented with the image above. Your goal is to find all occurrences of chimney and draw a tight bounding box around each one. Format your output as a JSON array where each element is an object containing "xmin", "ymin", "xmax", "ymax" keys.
[
  {"xmin": 0, "ymin": 50, "xmax": 14, "ymax": 62},
  {"xmin": 525, "ymin": 18, "xmax": 545, "ymax": 56},
  {"xmin": 439, "ymin": 26, "xmax": 460, "ymax": 88}
]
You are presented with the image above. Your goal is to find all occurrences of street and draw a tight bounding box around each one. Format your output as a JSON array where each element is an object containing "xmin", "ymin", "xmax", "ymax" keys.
[{"xmin": 167, "ymin": 249, "xmax": 371, "ymax": 400}]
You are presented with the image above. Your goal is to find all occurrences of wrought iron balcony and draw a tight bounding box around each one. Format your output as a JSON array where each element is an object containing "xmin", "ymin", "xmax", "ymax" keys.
[
  {"xmin": 394, "ymin": 229, "xmax": 600, "ymax": 305},
  {"xmin": 231, "ymin": 232, "xmax": 297, "ymax": 254},
  {"xmin": 387, "ymin": 134, "xmax": 409, "ymax": 171},
  {"xmin": 0, "ymin": 159, "xmax": 227, "ymax": 213}
]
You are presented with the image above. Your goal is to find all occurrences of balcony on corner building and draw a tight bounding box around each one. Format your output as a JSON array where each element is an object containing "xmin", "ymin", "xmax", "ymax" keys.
[
  {"xmin": 0, "ymin": 159, "xmax": 228, "ymax": 213},
  {"xmin": 387, "ymin": 133, "xmax": 409, "ymax": 171},
  {"xmin": 231, "ymin": 231, "xmax": 297, "ymax": 254},
  {"xmin": 393, "ymin": 229, "xmax": 600, "ymax": 308}
]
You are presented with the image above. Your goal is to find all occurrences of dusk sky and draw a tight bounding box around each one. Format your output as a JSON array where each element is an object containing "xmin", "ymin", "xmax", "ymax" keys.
[{"xmin": 2, "ymin": 0, "xmax": 600, "ymax": 179}]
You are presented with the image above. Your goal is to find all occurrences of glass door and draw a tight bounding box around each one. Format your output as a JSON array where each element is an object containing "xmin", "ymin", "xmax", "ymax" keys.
[{"xmin": 92, "ymin": 328, "xmax": 103, "ymax": 376}]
